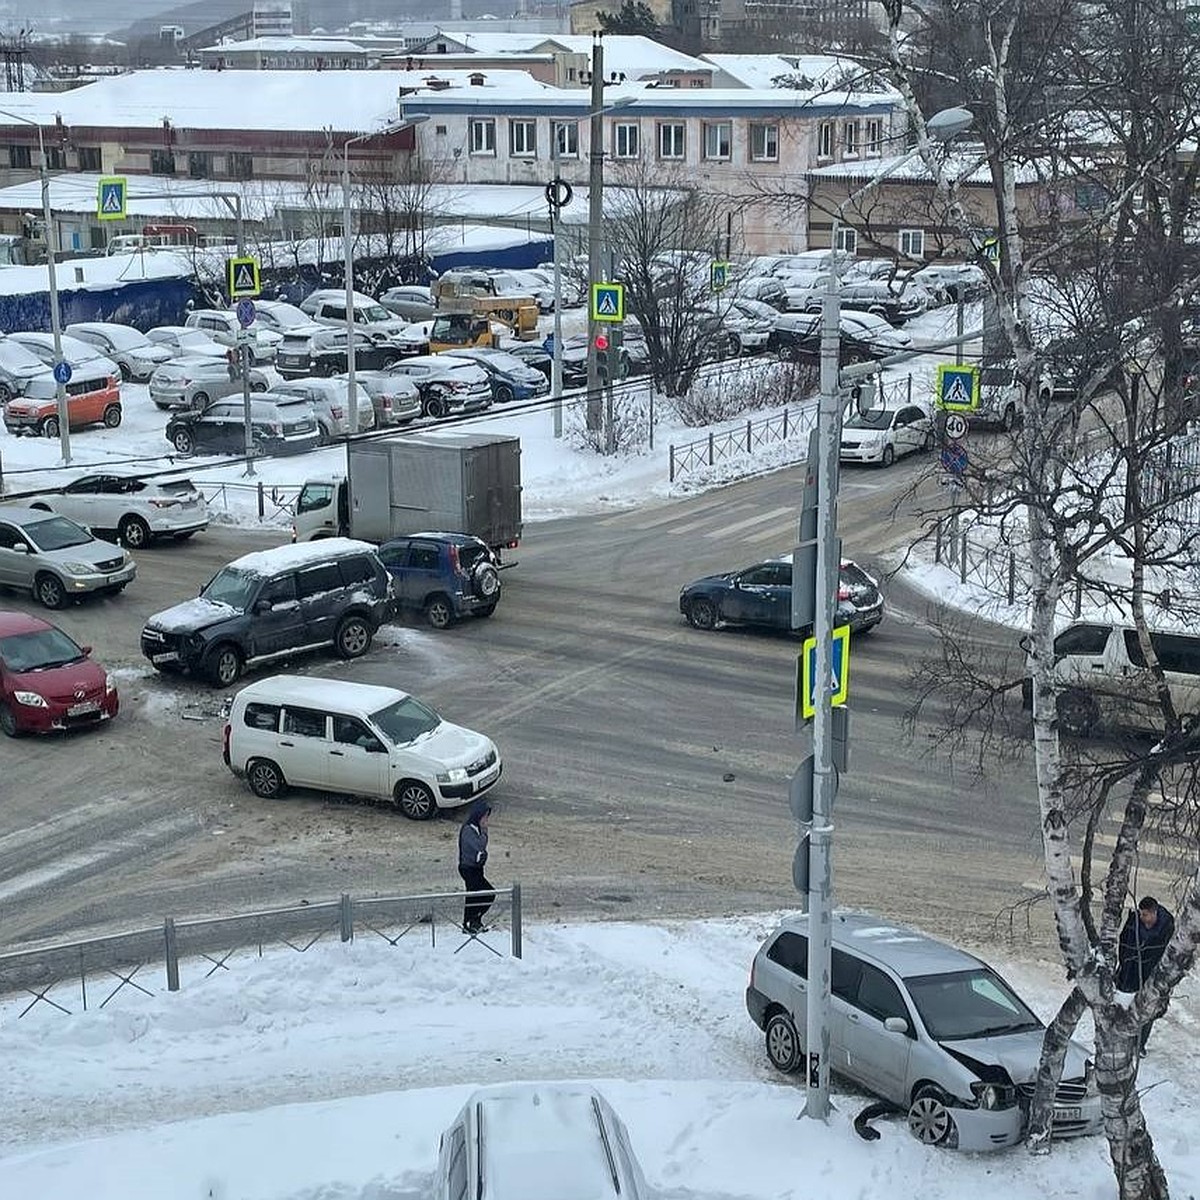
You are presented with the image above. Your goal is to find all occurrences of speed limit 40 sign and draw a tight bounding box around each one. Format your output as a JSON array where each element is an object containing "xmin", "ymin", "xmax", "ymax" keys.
[{"xmin": 944, "ymin": 412, "xmax": 969, "ymax": 440}]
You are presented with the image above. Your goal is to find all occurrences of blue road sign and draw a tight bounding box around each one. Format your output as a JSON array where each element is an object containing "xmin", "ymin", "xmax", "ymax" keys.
[
  {"xmin": 940, "ymin": 442, "xmax": 969, "ymax": 474},
  {"xmin": 936, "ymin": 363, "xmax": 981, "ymax": 411},
  {"xmin": 542, "ymin": 332, "xmax": 556, "ymax": 356},
  {"xmin": 97, "ymin": 176, "xmax": 127, "ymax": 222},
  {"xmin": 236, "ymin": 299, "xmax": 257, "ymax": 328},
  {"xmin": 590, "ymin": 282, "xmax": 625, "ymax": 323},
  {"xmin": 710, "ymin": 260, "xmax": 730, "ymax": 291},
  {"xmin": 52, "ymin": 360, "xmax": 72, "ymax": 386},
  {"xmin": 799, "ymin": 624, "xmax": 851, "ymax": 720}
]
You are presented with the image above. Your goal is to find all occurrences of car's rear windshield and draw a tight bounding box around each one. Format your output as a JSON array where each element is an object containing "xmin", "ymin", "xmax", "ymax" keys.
[
  {"xmin": 370, "ymin": 695, "xmax": 442, "ymax": 745},
  {"xmin": 202, "ymin": 566, "xmax": 260, "ymax": 609},
  {"xmin": 0, "ymin": 627, "xmax": 85, "ymax": 672},
  {"xmin": 25, "ymin": 515, "xmax": 94, "ymax": 551},
  {"xmin": 904, "ymin": 967, "xmax": 1041, "ymax": 1041}
]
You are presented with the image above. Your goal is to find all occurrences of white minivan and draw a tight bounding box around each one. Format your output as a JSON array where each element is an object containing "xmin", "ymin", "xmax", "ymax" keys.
[{"xmin": 223, "ymin": 674, "xmax": 501, "ymax": 819}]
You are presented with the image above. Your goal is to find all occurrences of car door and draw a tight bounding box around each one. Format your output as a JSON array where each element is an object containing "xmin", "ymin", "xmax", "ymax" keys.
[
  {"xmin": 294, "ymin": 561, "xmax": 346, "ymax": 645},
  {"xmin": 245, "ymin": 573, "xmax": 308, "ymax": 658},
  {"xmin": 205, "ymin": 403, "xmax": 239, "ymax": 453},
  {"xmin": 377, "ymin": 540, "xmax": 414, "ymax": 609},
  {"xmin": 837, "ymin": 962, "xmax": 914, "ymax": 1104},
  {"xmin": 327, "ymin": 713, "xmax": 390, "ymax": 799},
  {"xmin": 276, "ymin": 705, "xmax": 331, "ymax": 789},
  {"xmin": 723, "ymin": 563, "xmax": 786, "ymax": 627},
  {"xmin": 401, "ymin": 540, "xmax": 444, "ymax": 607},
  {"xmin": 827, "ymin": 948, "xmax": 863, "ymax": 1079},
  {"xmin": 0, "ymin": 519, "xmax": 34, "ymax": 588},
  {"xmin": 894, "ymin": 406, "xmax": 927, "ymax": 456}
]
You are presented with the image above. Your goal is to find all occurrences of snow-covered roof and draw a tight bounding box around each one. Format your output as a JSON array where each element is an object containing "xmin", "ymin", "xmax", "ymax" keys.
[
  {"xmin": 702, "ymin": 52, "xmax": 861, "ymax": 90},
  {"xmin": 0, "ymin": 250, "xmax": 193, "ymax": 298},
  {"xmin": 807, "ymin": 150, "xmax": 1039, "ymax": 186},
  {"xmin": 0, "ymin": 68, "xmax": 550, "ymax": 135},
  {"xmin": 199, "ymin": 36, "xmax": 369, "ymax": 55}
]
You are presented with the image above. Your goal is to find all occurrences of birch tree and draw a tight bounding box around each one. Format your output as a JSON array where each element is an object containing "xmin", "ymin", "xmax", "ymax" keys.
[{"xmin": 882, "ymin": 2, "xmax": 1200, "ymax": 1195}]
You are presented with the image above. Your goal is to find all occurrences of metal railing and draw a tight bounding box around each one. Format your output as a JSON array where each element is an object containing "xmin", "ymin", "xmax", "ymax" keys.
[
  {"xmin": 195, "ymin": 478, "xmax": 303, "ymax": 522},
  {"xmin": 0, "ymin": 884, "xmax": 522, "ymax": 1021}
]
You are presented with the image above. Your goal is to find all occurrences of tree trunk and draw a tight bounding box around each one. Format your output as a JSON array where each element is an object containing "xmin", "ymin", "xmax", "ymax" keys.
[
  {"xmin": 1093, "ymin": 1014, "xmax": 1170, "ymax": 1200},
  {"xmin": 1027, "ymin": 985, "xmax": 1086, "ymax": 1153}
]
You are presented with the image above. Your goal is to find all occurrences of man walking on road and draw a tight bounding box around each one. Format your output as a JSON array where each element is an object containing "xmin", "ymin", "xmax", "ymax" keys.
[
  {"xmin": 1117, "ymin": 895, "xmax": 1175, "ymax": 1053},
  {"xmin": 458, "ymin": 801, "xmax": 495, "ymax": 934}
]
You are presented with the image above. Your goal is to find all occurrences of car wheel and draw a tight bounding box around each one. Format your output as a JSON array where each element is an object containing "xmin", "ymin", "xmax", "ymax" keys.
[
  {"xmin": 685, "ymin": 597, "xmax": 718, "ymax": 630},
  {"xmin": 425, "ymin": 594, "xmax": 455, "ymax": 630},
  {"xmin": 118, "ymin": 514, "xmax": 151, "ymax": 548},
  {"xmin": 880, "ymin": 444, "xmax": 896, "ymax": 468},
  {"xmin": 42, "ymin": 416, "xmax": 60, "ymax": 439},
  {"xmin": 0, "ymin": 702, "xmax": 19, "ymax": 738},
  {"xmin": 908, "ymin": 1087, "xmax": 958, "ymax": 1148},
  {"xmin": 247, "ymin": 758, "xmax": 286, "ymax": 799},
  {"xmin": 381, "ymin": 353, "xmax": 400, "ymax": 368},
  {"xmin": 33, "ymin": 572, "xmax": 67, "ymax": 609},
  {"xmin": 1057, "ymin": 689, "xmax": 1099, "ymax": 737},
  {"xmin": 425, "ymin": 392, "xmax": 447, "ymax": 420},
  {"xmin": 334, "ymin": 615, "xmax": 373, "ymax": 659},
  {"xmin": 726, "ymin": 333, "xmax": 743, "ymax": 357},
  {"xmin": 172, "ymin": 429, "xmax": 195, "ymax": 455},
  {"xmin": 394, "ymin": 779, "xmax": 437, "ymax": 820},
  {"xmin": 192, "ymin": 391, "xmax": 209, "ymax": 407},
  {"xmin": 103, "ymin": 404, "xmax": 122, "ymax": 428},
  {"xmin": 206, "ymin": 644, "xmax": 242, "ymax": 687},
  {"xmin": 317, "ymin": 422, "xmax": 332, "ymax": 446},
  {"xmin": 495, "ymin": 384, "xmax": 515, "ymax": 404},
  {"xmin": 250, "ymin": 381, "xmax": 267, "ymax": 393},
  {"xmin": 472, "ymin": 562, "xmax": 500, "ymax": 600},
  {"xmin": 765, "ymin": 1012, "xmax": 802, "ymax": 1073}
]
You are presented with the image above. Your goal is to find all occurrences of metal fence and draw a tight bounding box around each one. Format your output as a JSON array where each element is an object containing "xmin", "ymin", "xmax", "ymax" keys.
[
  {"xmin": 196, "ymin": 478, "xmax": 303, "ymax": 523},
  {"xmin": 0, "ymin": 884, "xmax": 522, "ymax": 1022}
]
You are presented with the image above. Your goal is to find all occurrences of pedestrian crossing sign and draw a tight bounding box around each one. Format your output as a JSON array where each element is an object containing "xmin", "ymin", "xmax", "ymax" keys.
[
  {"xmin": 710, "ymin": 260, "xmax": 730, "ymax": 291},
  {"xmin": 590, "ymin": 282, "xmax": 625, "ymax": 323},
  {"xmin": 227, "ymin": 256, "xmax": 261, "ymax": 299},
  {"xmin": 799, "ymin": 624, "xmax": 851, "ymax": 720},
  {"xmin": 936, "ymin": 363, "xmax": 981, "ymax": 412},
  {"xmin": 97, "ymin": 177, "xmax": 127, "ymax": 222}
]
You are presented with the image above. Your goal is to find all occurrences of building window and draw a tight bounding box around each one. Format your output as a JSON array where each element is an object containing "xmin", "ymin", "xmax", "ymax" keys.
[
  {"xmin": 613, "ymin": 122, "xmax": 639, "ymax": 159},
  {"xmin": 843, "ymin": 120, "xmax": 859, "ymax": 157},
  {"xmin": 865, "ymin": 118, "xmax": 883, "ymax": 156},
  {"xmin": 509, "ymin": 118, "xmax": 537, "ymax": 158},
  {"xmin": 689, "ymin": 78, "xmax": 704, "ymax": 87},
  {"xmin": 469, "ymin": 118, "xmax": 495, "ymax": 155},
  {"xmin": 188, "ymin": 151, "xmax": 212, "ymax": 179},
  {"xmin": 817, "ymin": 121, "xmax": 834, "ymax": 159},
  {"xmin": 899, "ymin": 228, "xmax": 925, "ymax": 258},
  {"xmin": 8, "ymin": 144, "xmax": 31, "ymax": 169},
  {"xmin": 435, "ymin": 124, "xmax": 447, "ymax": 135},
  {"xmin": 702, "ymin": 121, "xmax": 731, "ymax": 161},
  {"xmin": 750, "ymin": 123, "xmax": 778, "ymax": 162},
  {"xmin": 552, "ymin": 121, "xmax": 578, "ymax": 159},
  {"xmin": 76, "ymin": 145, "xmax": 102, "ymax": 172},
  {"xmin": 149, "ymin": 148, "xmax": 176, "ymax": 175},
  {"xmin": 227, "ymin": 152, "xmax": 254, "ymax": 180},
  {"xmin": 45, "ymin": 146, "xmax": 66, "ymax": 170},
  {"xmin": 835, "ymin": 226, "xmax": 858, "ymax": 254},
  {"xmin": 658, "ymin": 122, "xmax": 685, "ymax": 159}
]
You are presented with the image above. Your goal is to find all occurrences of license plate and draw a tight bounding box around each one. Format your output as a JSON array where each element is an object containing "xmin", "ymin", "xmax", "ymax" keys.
[
  {"xmin": 151, "ymin": 651, "xmax": 179, "ymax": 664},
  {"xmin": 476, "ymin": 766, "xmax": 499, "ymax": 789},
  {"xmin": 68, "ymin": 701, "xmax": 99, "ymax": 716},
  {"xmin": 1054, "ymin": 1107, "xmax": 1082, "ymax": 1122}
]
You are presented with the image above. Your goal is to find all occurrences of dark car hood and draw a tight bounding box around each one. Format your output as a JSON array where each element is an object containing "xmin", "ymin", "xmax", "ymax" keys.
[
  {"xmin": 146, "ymin": 596, "xmax": 240, "ymax": 634},
  {"xmin": 684, "ymin": 572, "xmax": 734, "ymax": 591},
  {"xmin": 8, "ymin": 657, "xmax": 107, "ymax": 702}
]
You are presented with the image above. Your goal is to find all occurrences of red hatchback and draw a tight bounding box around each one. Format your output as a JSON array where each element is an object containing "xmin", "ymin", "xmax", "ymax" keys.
[{"xmin": 0, "ymin": 611, "xmax": 119, "ymax": 736}]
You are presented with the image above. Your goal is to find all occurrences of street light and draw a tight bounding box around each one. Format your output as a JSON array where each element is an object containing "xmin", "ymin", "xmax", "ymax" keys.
[
  {"xmin": 342, "ymin": 113, "xmax": 429, "ymax": 434},
  {"xmin": 803, "ymin": 104, "xmax": 973, "ymax": 1122},
  {"xmin": 548, "ymin": 93, "xmax": 635, "ymax": 437},
  {"xmin": 0, "ymin": 106, "xmax": 70, "ymax": 464}
]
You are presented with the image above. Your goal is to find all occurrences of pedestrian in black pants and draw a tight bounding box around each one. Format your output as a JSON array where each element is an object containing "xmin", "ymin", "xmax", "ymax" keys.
[
  {"xmin": 458, "ymin": 801, "xmax": 495, "ymax": 934},
  {"xmin": 1117, "ymin": 895, "xmax": 1175, "ymax": 1053}
]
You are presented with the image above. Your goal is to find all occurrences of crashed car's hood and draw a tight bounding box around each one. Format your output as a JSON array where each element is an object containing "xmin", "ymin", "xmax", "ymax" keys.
[{"xmin": 941, "ymin": 1029, "xmax": 1091, "ymax": 1084}]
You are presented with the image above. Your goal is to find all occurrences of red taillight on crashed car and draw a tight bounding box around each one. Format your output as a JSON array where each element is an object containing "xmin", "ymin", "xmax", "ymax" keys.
[{"xmin": 838, "ymin": 587, "xmax": 851, "ymax": 600}]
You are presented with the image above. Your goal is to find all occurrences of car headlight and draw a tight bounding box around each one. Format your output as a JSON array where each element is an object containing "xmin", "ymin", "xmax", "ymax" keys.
[
  {"xmin": 13, "ymin": 690, "xmax": 47, "ymax": 707},
  {"xmin": 1084, "ymin": 1060, "xmax": 1097, "ymax": 1093},
  {"xmin": 970, "ymin": 1081, "xmax": 1017, "ymax": 1110},
  {"xmin": 105, "ymin": 676, "xmax": 117, "ymax": 695},
  {"xmin": 437, "ymin": 767, "xmax": 470, "ymax": 784},
  {"xmin": 60, "ymin": 561, "xmax": 96, "ymax": 574}
]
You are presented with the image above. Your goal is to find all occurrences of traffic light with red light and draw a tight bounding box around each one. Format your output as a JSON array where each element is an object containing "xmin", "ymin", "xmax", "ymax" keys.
[{"xmin": 594, "ymin": 331, "xmax": 611, "ymax": 382}]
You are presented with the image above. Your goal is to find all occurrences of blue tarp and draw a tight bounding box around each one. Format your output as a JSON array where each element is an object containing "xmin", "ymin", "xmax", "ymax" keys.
[{"xmin": 0, "ymin": 276, "xmax": 202, "ymax": 335}]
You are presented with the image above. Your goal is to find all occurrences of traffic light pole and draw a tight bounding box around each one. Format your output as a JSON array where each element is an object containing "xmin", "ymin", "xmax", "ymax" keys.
[{"xmin": 585, "ymin": 33, "xmax": 605, "ymax": 434}]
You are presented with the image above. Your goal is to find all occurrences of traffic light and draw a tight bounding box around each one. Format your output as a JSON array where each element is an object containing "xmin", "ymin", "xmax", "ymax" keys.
[{"xmin": 594, "ymin": 331, "xmax": 610, "ymax": 383}]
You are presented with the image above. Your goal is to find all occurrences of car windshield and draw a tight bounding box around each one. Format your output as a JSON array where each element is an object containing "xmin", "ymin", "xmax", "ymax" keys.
[
  {"xmin": 99, "ymin": 326, "xmax": 150, "ymax": 350},
  {"xmin": 478, "ymin": 351, "xmax": 526, "ymax": 372},
  {"xmin": 25, "ymin": 515, "xmax": 94, "ymax": 551},
  {"xmin": 359, "ymin": 304, "xmax": 392, "ymax": 324},
  {"xmin": 0, "ymin": 627, "xmax": 85, "ymax": 672},
  {"xmin": 262, "ymin": 305, "xmax": 310, "ymax": 328},
  {"xmin": 845, "ymin": 408, "xmax": 894, "ymax": 430},
  {"xmin": 905, "ymin": 967, "xmax": 1042, "ymax": 1041},
  {"xmin": 202, "ymin": 567, "xmax": 260, "ymax": 609},
  {"xmin": 370, "ymin": 695, "xmax": 442, "ymax": 745}
]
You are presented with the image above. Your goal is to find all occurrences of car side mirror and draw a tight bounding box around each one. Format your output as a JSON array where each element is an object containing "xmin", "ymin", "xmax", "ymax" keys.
[
  {"xmin": 254, "ymin": 598, "xmax": 273, "ymax": 614},
  {"xmin": 11, "ymin": 543, "xmax": 29, "ymax": 553},
  {"xmin": 365, "ymin": 739, "xmax": 386, "ymax": 754},
  {"xmin": 884, "ymin": 1017, "xmax": 909, "ymax": 1035},
  {"xmin": 81, "ymin": 645, "xmax": 93, "ymax": 655}
]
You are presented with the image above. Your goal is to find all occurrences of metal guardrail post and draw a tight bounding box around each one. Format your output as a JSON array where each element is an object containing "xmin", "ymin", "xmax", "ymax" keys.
[
  {"xmin": 708, "ymin": 431, "xmax": 715, "ymax": 466},
  {"xmin": 164, "ymin": 917, "xmax": 180, "ymax": 992},
  {"xmin": 339, "ymin": 893, "xmax": 353, "ymax": 942},
  {"xmin": 959, "ymin": 532, "xmax": 969, "ymax": 584},
  {"xmin": 783, "ymin": 408, "xmax": 789, "ymax": 439},
  {"xmin": 934, "ymin": 516, "xmax": 943, "ymax": 563},
  {"xmin": 1007, "ymin": 553, "xmax": 1017, "ymax": 605},
  {"xmin": 669, "ymin": 446, "xmax": 675, "ymax": 483},
  {"xmin": 511, "ymin": 883, "xmax": 522, "ymax": 959},
  {"xmin": 746, "ymin": 419, "xmax": 752, "ymax": 452},
  {"xmin": 257, "ymin": 482, "xmax": 265, "ymax": 519}
]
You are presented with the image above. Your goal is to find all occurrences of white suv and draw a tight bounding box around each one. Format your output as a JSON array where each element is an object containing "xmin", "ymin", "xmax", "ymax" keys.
[{"xmin": 185, "ymin": 310, "xmax": 282, "ymax": 364}]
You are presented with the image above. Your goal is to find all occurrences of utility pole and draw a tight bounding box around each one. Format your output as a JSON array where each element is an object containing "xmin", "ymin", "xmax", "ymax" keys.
[
  {"xmin": 219, "ymin": 192, "xmax": 254, "ymax": 476},
  {"xmin": 585, "ymin": 32, "xmax": 605, "ymax": 434}
]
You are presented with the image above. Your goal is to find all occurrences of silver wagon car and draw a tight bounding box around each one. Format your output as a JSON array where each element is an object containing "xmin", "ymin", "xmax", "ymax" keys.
[{"xmin": 746, "ymin": 911, "xmax": 1102, "ymax": 1151}]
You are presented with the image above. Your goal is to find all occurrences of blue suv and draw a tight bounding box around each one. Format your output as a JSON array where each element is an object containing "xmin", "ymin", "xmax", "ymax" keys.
[
  {"xmin": 442, "ymin": 348, "xmax": 550, "ymax": 403},
  {"xmin": 377, "ymin": 532, "xmax": 501, "ymax": 629}
]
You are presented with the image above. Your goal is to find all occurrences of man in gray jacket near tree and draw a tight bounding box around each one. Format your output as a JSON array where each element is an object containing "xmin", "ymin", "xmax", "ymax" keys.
[{"xmin": 458, "ymin": 801, "xmax": 494, "ymax": 934}]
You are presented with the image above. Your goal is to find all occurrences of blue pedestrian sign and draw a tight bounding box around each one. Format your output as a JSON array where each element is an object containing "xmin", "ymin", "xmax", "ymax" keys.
[
  {"xmin": 590, "ymin": 282, "xmax": 625, "ymax": 323},
  {"xmin": 935, "ymin": 363, "xmax": 980, "ymax": 412},
  {"xmin": 97, "ymin": 177, "xmax": 127, "ymax": 222},
  {"xmin": 799, "ymin": 623, "xmax": 851, "ymax": 721},
  {"xmin": 710, "ymin": 260, "xmax": 730, "ymax": 291},
  {"xmin": 236, "ymin": 299, "xmax": 257, "ymax": 328},
  {"xmin": 941, "ymin": 442, "xmax": 969, "ymax": 474},
  {"xmin": 53, "ymin": 360, "xmax": 72, "ymax": 386}
]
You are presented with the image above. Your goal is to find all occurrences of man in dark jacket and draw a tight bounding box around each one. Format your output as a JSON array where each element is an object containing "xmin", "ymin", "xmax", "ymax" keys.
[
  {"xmin": 1117, "ymin": 895, "xmax": 1175, "ymax": 1052},
  {"xmin": 458, "ymin": 801, "xmax": 494, "ymax": 934}
]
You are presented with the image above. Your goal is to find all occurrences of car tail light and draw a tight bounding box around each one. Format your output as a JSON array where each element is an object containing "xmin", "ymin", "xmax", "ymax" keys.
[
  {"xmin": 838, "ymin": 586, "xmax": 850, "ymax": 600},
  {"xmin": 331, "ymin": 405, "xmax": 344, "ymax": 419},
  {"xmin": 449, "ymin": 543, "xmax": 465, "ymax": 577},
  {"xmin": 267, "ymin": 422, "xmax": 282, "ymax": 435},
  {"xmin": 504, "ymin": 538, "xmax": 520, "ymax": 550},
  {"xmin": 149, "ymin": 498, "xmax": 179, "ymax": 508},
  {"xmin": 381, "ymin": 396, "xmax": 393, "ymax": 411}
]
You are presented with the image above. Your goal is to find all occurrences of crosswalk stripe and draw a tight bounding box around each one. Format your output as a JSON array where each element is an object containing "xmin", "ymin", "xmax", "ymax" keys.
[{"xmin": 703, "ymin": 506, "xmax": 795, "ymax": 539}]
